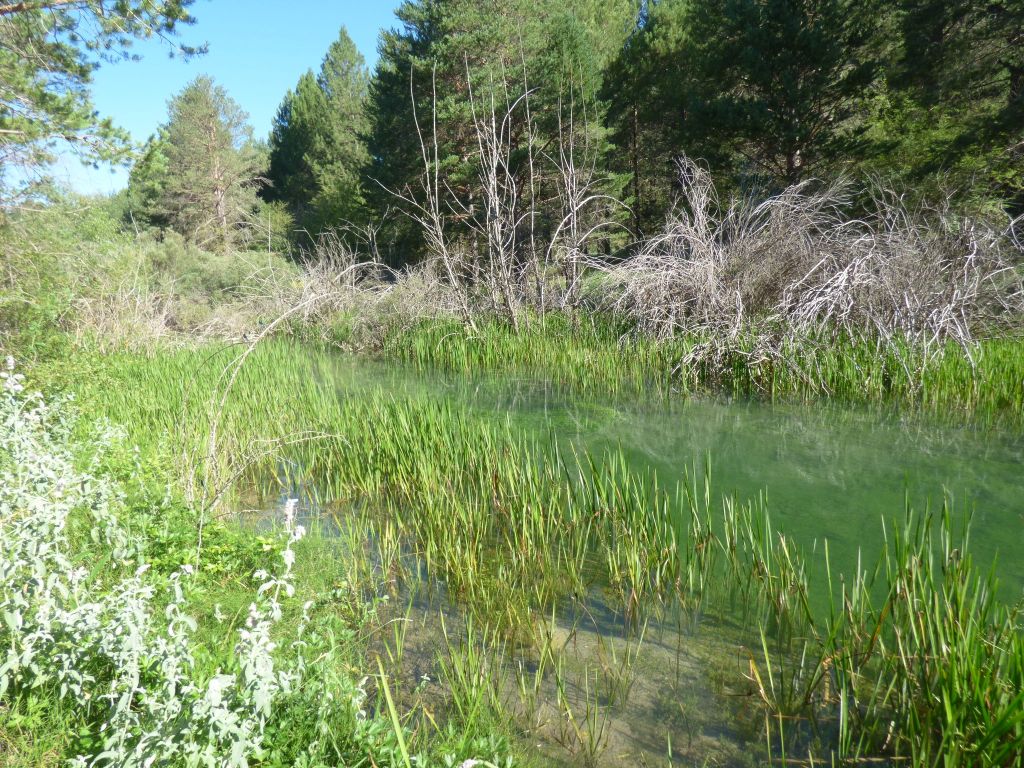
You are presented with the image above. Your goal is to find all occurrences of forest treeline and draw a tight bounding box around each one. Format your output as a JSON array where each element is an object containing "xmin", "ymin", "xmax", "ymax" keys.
[{"xmin": 115, "ymin": 0, "xmax": 1023, "ymax": 262}]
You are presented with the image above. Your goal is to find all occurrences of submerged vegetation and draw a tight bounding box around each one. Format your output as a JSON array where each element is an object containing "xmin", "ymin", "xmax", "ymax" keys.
[
  {"xmin": 13, "ymin": 340, "xmax": 1018, "ymax": 766},
  {"xmin": 0, "ymin": 363, "xmax": 522, "ymax": 767}
]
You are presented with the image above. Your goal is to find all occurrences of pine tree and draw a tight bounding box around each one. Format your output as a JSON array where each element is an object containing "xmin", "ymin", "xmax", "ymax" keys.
[
  {"xmin": 126, "ymin": 132, "xmax": 172, "ymax": 229},
  {"xmin": 267, "ymin": 72, "xmax": 329, "ymax": 216},
  {"xmin": 307, "ymin": 28, "xmax": 371, "ymax": 232},
  {"xmin": 685, "ymin": 0, "xmax": 877, "ymax": 186},
  {"xmin": 0, "ymin": 0, "xmax": 200, "ymax": 200},
  {"xmin": 267, "ymin": 26, "xmax": 370, "ymax": 237},
  {"xmin": 363, "ymin": 0, "xmax": 447, "ymax": 261},
  {"xmin": 365, "ymin": 0, "xmax": 637, "ymax": 265},
  {"xmin": 878, "ymin": 0, "xmax": 1024, "ymax": 208},
  {"xmin": 158, "ymin": 76, "xmax": 261, "ymax": 251},
  {"xmin": 604, "ymin": 0, "xmax": 692, "ymax": 235}
]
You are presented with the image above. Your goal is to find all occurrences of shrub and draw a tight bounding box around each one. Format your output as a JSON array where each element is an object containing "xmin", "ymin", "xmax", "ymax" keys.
[{"xmin": 0, "ymin": 357, "xmax": 306, "ymax": 766}]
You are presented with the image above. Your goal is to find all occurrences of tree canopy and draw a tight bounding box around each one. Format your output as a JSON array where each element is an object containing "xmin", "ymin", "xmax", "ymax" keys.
[
  {"xmin": 101, "ymin": 0, "xmax": 1022, "ymax": 261},
  {"xmin": 0, "ymin": 0, "xmax": 202, "ymax": 200},
  {"xmin": 267, "ymin": 26, "xmax": 370, "ymax": 237},
  {"xmin": 127, "ymin": 76, "xmax": 264, "ymax": 251}
]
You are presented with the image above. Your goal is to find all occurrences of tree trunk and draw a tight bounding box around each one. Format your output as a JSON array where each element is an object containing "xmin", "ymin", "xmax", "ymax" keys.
[{"xmin": 631, "ymin": 100, "xmax": 641, "ymax": 238}]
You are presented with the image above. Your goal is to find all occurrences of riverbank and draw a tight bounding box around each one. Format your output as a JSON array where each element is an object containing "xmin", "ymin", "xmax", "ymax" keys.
[
  {"xmin": 5, "ymin": 338, "xmax": 1022, "ymax": 766},
  {"xmin": 376, "ymin": 315, "xmax": 1024, "ymax": 424},
  {"xmin": 5, "ymin": 198, "xmax": 1024, "ymax": 429},
  {"xmin": 3, "ymin": 199, "xmax": 1024, "ymax": 765}
]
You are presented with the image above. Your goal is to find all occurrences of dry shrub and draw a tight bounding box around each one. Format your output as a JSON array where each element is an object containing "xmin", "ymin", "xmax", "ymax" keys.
[
  {"xmin": 202, "ymin": 231, "xmax": 463, "ymax": 346},
  {"xmin": 72, "ymin": 282, "xmax": 173, "ymax": 351},
  {"xmin": 382, "ymin": 258, "xmax": 465, "ymax": 317},
  {"xmin": 600, "ymin": 160, "xmax": 737, "ymax": 336},
  {"xmin": 193, "ymin": 233, "xmax": 370, "ymax": 340},
  {"xmin": 600, "ymin": 159, "xmax": 1024, "ymax": 356},
  {"xmin": 781, "ymin": 191, "xmax": 1022, "ymax": 350}
]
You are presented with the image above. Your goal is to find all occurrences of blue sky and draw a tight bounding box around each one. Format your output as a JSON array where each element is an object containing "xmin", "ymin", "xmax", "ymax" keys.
[{"xmin": 56, "ymin": 0, "xmax": 403, "ymax": 195}]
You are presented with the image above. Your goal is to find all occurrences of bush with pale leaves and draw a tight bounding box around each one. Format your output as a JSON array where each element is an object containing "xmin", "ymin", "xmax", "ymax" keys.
[{"xmin": 0, "ymin": 359, "xmax": 307, "ymax": 767}]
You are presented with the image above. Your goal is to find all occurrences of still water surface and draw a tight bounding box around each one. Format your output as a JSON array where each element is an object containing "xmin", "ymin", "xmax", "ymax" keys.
[
  {"xmin": 306, "ymin": 355, "xmax": 1024, "ymax": 593},
  {"xmin": 255, "ymin": 355, "xmax": 1024, "ymax": 766}
]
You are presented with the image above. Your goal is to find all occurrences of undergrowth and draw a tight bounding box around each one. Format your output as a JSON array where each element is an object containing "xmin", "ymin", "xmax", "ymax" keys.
[{"xmin": 0, "ymin": 358, "xmax": 521, "ymax": 767}]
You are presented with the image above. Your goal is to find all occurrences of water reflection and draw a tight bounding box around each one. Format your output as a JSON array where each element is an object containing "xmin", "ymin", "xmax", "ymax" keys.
[{"xmin": 307, "ymin": 355, "xmax": 1024, "ymax": 597}]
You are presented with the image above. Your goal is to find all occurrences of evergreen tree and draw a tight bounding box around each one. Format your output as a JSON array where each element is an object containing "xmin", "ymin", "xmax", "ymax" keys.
[
  {"xmin": 158, "ymin": 76, "xmax": 262, "ymax": 251},
  {"xmin": 307, "ymin": 28, "xmax": 372, "ymax": 232},
  {"xmin": 365, "ymin": 0, "xmax": 637, "ymax": 264},
  {"xmin": 684, "ymin": 0, "xmax": 877, "ymax": 186},
  {"xmin": 267, "ymin": 26, "xmax": 370, "ymax": 237},
  {"xmin": 0, "ymin": 0, "xmax": 201, "ymax": 200},
  {"xmin": 363, "ymin": 0, "xmax": 446, "ymax": 261},
  {"xmin": 604, "ymin": 0, "xmax": 692, "ymax": 235},
  {"xmin": 874, "ymin": 0, "xmax": 1024, "ymax": 208},
  {"xmin": 268, "ymin": 72, "xmax": 329, "ymax": 216},
  {"xmin": 126, "ymin": 132, "xmax": 172, "ymax": 229}
]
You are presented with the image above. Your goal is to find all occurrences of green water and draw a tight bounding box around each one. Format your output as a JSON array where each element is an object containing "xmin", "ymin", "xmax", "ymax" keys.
[
  {"xmin": 255, "ymin": 353, "xmax": 1024, "ymax": 766},
  {"xmin": 308, "ymin": 354, "xmax": 1024, "ymax": 598}
]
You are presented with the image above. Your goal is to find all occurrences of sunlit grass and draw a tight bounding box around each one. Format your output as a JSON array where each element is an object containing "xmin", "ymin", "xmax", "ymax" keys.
[
  {"xmin": 378, "ymin": 315, "xmax": 1024, "ymax": 423},
  {"xmin": 33, "ymin": 339, "xmax": 1024, "ymax": 766}
]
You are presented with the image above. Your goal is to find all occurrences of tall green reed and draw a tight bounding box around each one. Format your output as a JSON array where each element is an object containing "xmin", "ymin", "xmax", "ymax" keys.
[
  {"xmin": 378, "ymin": 316, "xmax": 1024, "ymax": 423},
  {"xmin": 56, "ymin": 340, "xmax": 1024, "ymax": 766}
]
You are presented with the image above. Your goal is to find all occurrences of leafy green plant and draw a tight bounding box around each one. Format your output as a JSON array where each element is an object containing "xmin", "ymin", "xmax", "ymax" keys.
[{"xmin": 0, "ymin": 361, "xmax": 315, "ymax": 766}]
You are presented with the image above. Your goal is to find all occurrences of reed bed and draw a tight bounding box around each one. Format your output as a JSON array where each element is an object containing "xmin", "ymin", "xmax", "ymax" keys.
[
  {"xmin": 45, "ymin": 340, "xmax": 1024, "ymax": 767},
  {"xmin": 378, "ymin": 315, "xmax": 1024, "ymax": 423}
]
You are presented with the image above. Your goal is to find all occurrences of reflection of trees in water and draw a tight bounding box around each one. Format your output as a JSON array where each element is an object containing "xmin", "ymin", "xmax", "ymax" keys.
[
  {"xmin": 317, "ymin": 355, "xmax": 1024, "ymax": 592},
  {"xmin": 580, "ymin": 398, "xmax": 1024, "ymax": 590}
]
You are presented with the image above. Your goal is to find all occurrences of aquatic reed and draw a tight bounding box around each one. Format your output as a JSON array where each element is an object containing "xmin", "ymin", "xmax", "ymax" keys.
[{"xmin": 43, "ymin": 341, "xmax": 1024, "ymax": 766}]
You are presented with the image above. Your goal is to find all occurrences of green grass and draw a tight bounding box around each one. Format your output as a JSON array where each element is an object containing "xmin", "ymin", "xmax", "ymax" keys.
[
  {"xmin": 0, "ymin": 365, "xmax": 536, "ymax": 768},
  {"xmin": 377, "ymin": 314, "xmax": 1024, "ymax": 423},
  {"xmin": 27, "ymin": 339, "xmax": 1024, "ymax": 767},
  {"xmin": 379, "ymin": 313, "xmax": 680, "ymax": 395},
  {"xmin": 6, "ymin": 194, "xmax": 1022, "ymax": 764}
]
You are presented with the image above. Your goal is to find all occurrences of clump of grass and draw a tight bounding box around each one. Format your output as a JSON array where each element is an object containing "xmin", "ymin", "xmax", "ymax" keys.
[
  {"xmin": 834, "ymin": 510, "xmax": 1024, "ymax": 765},
  {"xmin": 376, "ymin": 315, "xmax": 1024, "ymax": 423},
  {"xmin": 379, "ymin": 313, "xmax": 681, "ymax": 396}
]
